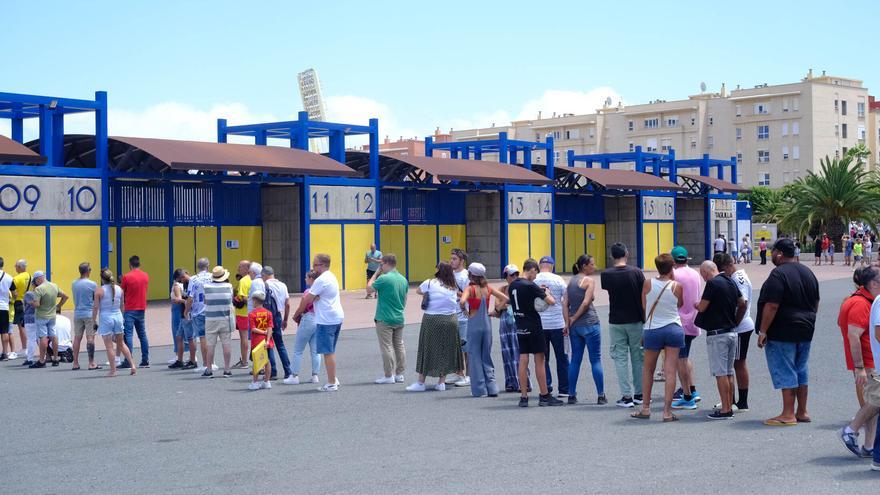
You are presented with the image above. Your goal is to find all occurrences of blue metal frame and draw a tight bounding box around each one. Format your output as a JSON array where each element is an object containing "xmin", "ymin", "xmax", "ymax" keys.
[{"xmin": 674, "ymin": 154, "xmax": 739, "ymax": 260}]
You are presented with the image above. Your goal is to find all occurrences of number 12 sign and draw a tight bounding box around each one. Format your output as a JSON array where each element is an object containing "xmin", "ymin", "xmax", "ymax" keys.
[{"xmin": 308, "ymin": 185, "xmax": 377, "ymax": 220}]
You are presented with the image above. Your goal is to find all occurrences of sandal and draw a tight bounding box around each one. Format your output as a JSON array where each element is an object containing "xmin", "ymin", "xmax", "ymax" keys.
[
  {"xmin": 763, "ymin": 418, "xmax": 797, "ymax": 426},
  {"xmin": 796, "ymin": 416, "xmax": 812, "ymax": 423},
  {"xmin": 71, "ymin": 366, "xmax": 81, "ymax": 371},
  {"xmin": 630, "ymin": 411, "xmax": 651, "ymax": 419},
  {"xmin": 89, "ymin": 365, "xmax": 103, "ymax": 370},
  {"xmin": 663, "ymin": 414, "xmax": 680, "ymax": 422}
]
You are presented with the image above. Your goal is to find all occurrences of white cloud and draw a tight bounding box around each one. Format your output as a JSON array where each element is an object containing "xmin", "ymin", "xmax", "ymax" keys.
[{"xmin": 325, "ymin": 95, "xmax": 418, "ymax": 145}]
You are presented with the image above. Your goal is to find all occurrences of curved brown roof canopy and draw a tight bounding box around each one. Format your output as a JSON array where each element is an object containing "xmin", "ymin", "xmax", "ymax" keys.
[
  {"xmin": 24, "ymin": 134, "xmax": 359, "ymax": 177},
  {"xmin": 0, "ymin": 135, "xmax": 46, "ymax": 164},
  {"xmin": 340, "ymin": 151, "xmax": 551, "ymax": 185},
  {"xmin": 678, "ymin": 173, "xmax": 749, "ymax": 194},
  {"xmin": 554, "ymin": 166, "xmax": 685, "ymax": 191}
]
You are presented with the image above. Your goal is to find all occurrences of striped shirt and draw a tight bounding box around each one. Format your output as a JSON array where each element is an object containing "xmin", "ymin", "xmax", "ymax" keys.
[{"xmin": 203, "ymin": 281, "xmax": 233, "ymax": 321}]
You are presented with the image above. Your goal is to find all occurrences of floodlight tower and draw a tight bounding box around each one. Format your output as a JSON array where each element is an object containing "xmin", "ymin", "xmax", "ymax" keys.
[{"xmin": 298, "ymin": 68, "xmax": 327, "ymax": 153}]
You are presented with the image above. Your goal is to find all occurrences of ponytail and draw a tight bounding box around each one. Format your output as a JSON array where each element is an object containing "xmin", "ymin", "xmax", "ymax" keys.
[
  {"xmin": 572, "ymin": 254, "xmax": 594, "ymax": 275},
  {"xmin": 101, "ymin": 268, "xmax": 116, "ymax": 301}
]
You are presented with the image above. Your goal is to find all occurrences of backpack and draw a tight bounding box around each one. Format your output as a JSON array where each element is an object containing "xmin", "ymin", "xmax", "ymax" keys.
[{"xmin": 263, "ymin": 283, "xmax": 283, "ymax": 331}]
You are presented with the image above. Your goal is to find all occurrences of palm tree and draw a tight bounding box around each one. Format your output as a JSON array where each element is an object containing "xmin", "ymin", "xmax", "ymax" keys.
[
  {"xmin": 779, "ymin": 155, "xmax": 880, "ymax": 244},
  {"xmin": 741, "ymin": 185, "xmax": 796, "ymax": 224}
]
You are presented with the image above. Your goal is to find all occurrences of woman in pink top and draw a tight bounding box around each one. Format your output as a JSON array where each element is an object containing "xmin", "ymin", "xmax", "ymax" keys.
[{"xmin": 670, "ymin": 246, "xmax": 702, "ymax": 409}]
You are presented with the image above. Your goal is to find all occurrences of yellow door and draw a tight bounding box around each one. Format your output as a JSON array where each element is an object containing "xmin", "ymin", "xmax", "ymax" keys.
[
  {"xmin": 309, "ymin": 224, "xmax": 342, "ymax": 280},
  {"xmin": 408, "ymin": 225, "xmax": 436, "ymax": 284},
  {"xmin": 507, "ymin": 223, "xmax": 530, "ymax": 267},
  {"xmin": 121, "ymin": 227, "xmax": 170, "ymax": 300},
  {"xmin": 379, "ymin": 225, "xmax": 406, "ymax": 277},
  {"xmin": 586, "ymin": 224, "xmax": 606, "ymax": 269},
  {"xmin": 529, "ymin": 223, "xmax": 551, "ymax": 261},
  {"xmin": 50, "ymin": 226, "xmax": 101, "ymax": 309},
  {"xmin": 343, "ymin": 224, "xmax": 375, "ymax": 290}
]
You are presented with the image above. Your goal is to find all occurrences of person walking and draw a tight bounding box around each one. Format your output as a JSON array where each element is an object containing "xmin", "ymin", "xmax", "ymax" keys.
[
  {"xmin": 631, "ymin": 253, "xmax": 684, "ymax": 422},
  {"xmin": 757, "ymin": 238, "xmax": 820, "ymax": 426},
  {"xmin": 723, "ymin": 254, "xmax": 756, "ymax": 413},
  {"xmin": 535, "ymin": 256, "xmax": 570, "ymax": 397},
  {"xmin": 262, "ymin": 266, "xmax": 292, "ymax": 381},
  {"xmin": 92, "ymin": 269, "xmax": 136, "ymax": 377},
  {"xmin": 600, "ymin": 242, "xmax": 645, "ymax": 408},
  {"xmin": 670, "ymin": 247, "xmax": 702, "ymax": 411},
  {"xmin": 287, "ymin": 271, "xmax": 321, "ymax": 385},
  {"xmin": 0, "ymin": 258, "xmax": 15, "ymax": 361},
  {"xmin": 232, "ymin": 260, "xmax": 252, "ymax": 369},
  {"xmin": 364, "ymin": 244, "xmax": 382, "ymax": 299},
  {"xmin": 448, "ymin": 248, "xmax": 470, "ymax": 387},
  {"xmin": 201, "ymin": 266, "xmax": 235, "ymax": 378},
  {"xmin": 460, "ymin": 262, "xmax": 507, "ymax": 397},
  {"xmin": 566, "ymin": 255, "xmax": 606, "ymax": 405},
  {"xmin": 866, "ymin": 236, "xmax": 874, "ymax": 265},
  {"xmin": 759, "ymin": 238, "xmax": 768, "ymax": 265},
  {"xmin": 28, "ymin": 271, "xmax": 68, "ymax": 368},
  {"xmin": 496, "ymin": 264, "xmax": 529, "ymax": 393},
  {"xmin": 185, "ymin": 258, "xmax": 213, "ymax": 373},
  {"xmin": 12, "ymin": 259, "xmax": 31, "ymax": 359},
  {"xmin": 406, "ymin": 262, "xmax": 463, "ymax": 392},
  {"xmin": 119, "ymin": 255, "xmax": 149, "ymax": 369},
  {"xmin": 295, "ymin": 254, "xmax": 344, "ymax": 392},
  {"xmin": 71, "ymin": 262, "xmax": 98, "ymax": 370},
  {"xmin": 829, "ymin": 239, "xmax": 836, "ymax": 266},
  {"xmin": 838, "ymin": 267, "xmax": 880, "ymax": 458},
  {"xmin": 368, "ymin": 254, "xmax": 408, "ymax": 385},
  {"xmin": 169, "ymin": 268, "xmax": 197, "ymax": 370}
]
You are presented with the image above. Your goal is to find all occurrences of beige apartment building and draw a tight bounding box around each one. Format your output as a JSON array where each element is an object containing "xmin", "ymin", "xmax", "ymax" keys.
[{"xmin": 450, "ymin": 70, "xmax": 873, "ymax": 188}]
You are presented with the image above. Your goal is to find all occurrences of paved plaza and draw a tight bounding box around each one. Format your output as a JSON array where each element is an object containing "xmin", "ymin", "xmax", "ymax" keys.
[{"xmin": 2, "ymin": 263, "xmax": 878, "ymax": 494}]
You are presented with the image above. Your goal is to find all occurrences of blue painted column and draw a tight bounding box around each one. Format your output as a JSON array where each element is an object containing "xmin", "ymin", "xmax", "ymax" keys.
[
  {"xmin": 38, "ymin": 105, "xmax": 53, "ymax": 166},
  {"xmin": 96, "ymin": 91, "xmax": 110, "ymax": 269},
  {"xmin": 217, "ymin": 118, "xmax": 228, "ymax": 143},
  {"xmin": 498, "ymin": 132, "xmax": 509, "ymax": 164},
  {"xmin": 369, "ymin": 118, "xmax": 381, "ymax": 250},
  {"xmin": 424, "ymin": 136, "xmax": 434, "ymax": 157}
]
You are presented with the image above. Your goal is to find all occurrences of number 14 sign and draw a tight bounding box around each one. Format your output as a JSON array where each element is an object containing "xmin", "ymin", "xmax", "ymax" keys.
[{"xmin": 308, "ymin": 185, "xmax": 376, "ymax": 220}]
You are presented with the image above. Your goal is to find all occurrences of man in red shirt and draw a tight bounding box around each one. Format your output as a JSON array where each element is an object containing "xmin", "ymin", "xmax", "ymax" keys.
[{"xmin": 120, "ymin": 255, "xmax": 150, "ymax": 369}]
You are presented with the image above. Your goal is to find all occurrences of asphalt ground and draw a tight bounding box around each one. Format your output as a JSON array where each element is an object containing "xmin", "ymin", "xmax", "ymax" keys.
[{"xmin": 2, "ymin": 276, "xmax": 878, "ymax": 494}]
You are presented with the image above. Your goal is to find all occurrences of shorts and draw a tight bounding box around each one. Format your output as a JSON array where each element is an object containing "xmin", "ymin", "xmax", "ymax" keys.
[
  {"xmin": 191, "ymin": 314, "xmax": 206, "ymax": 338},
  {"xmin": 706, "ymin": 331, "xmax": 737, "ymax": 376},
  {"xmin": 679, "ymin": 334, "xmax": 697, "ymax": 359},
  {"xmin": 74, "ymin": 317, "xmax": 97, "ymax": 338},
  {"xmin": 855, "ymin": 255, "xmax": 863, "ymax": 262},
  {"xmin": 12, "ymin": 301, "xmax": 24, "ymax": 326},
  {"xmin": 517, "ymin": 327, "xmax": 547, "ymax": 355},
  {"xmin": 366, "ymin": 269, "xmax": 376, "ymax": 281},
  {"xmin": 205, "ymin": 318, "xmax": 233, "ymax": 347},
  {"xmin": 35, "ymin": 318, "xmax": 57, "ymax": 339},
  {"xmin": 458, "ymin": 319, "xmax": 468, "ymax": 346},
  {"xmin": 735, "ymin": 331, "xmax": 751, "ymax": 361},
  {"xmin": 236, "ymin": 315, "xmax": 249, "ymax": 331},
  {"xmin": 180, "ymin": 319, "xmax": 194, "ymax": 341},
  {"xmin": 643, "ymin": 323, "xmax": 685, "ymax": 352},
  {"xmin": 865, "ymin": 373, "xmax": 880, "ymax": 407},
  {"xmin": 765, "ymin": 339, "xmax": 811, "ymax": 389},
  {"xmin": 316, "ymin": 323, "xmax": 342, "ymax": 354},
  {"xmin": 98, "ymin": 314, "xmax": 124, "ymax": 337},
  {"xmin": 0, "ymin": 310, "xmax": 9, "ymax": 334}
]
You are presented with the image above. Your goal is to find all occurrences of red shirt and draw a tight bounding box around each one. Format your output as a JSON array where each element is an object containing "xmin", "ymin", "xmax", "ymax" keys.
[
  {"xmin": 248, "ymin": 307, "xmax": 274, "ymax": 349},
  {"xmin": 837, "ymin": 287, "xmax": 876, "ymax": 370},
  {"xmin": 120, "ymin": 268, "xmax": 149, "ymax": 311}
]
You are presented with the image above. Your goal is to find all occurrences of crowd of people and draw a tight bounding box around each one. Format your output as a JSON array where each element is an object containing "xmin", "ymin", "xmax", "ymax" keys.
[{"xmin": 0, "ymin": 235, "xmax": 878, "ymax": 472}]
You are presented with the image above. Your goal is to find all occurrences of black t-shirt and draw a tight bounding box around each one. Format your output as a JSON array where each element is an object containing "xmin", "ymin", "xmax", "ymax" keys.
[
  {"xmin": 755, "ymin": 261, "xmax": 820, "ymax": 342},
  {"xmin": 508, "ymin": 278, "xmax": 546, "ymax": 332},
  {"xmin": 600, "ymin": 265, "xmax": 646, "ymax": 324},
  {"xmin": 694, "ymin": 273, "xmax": 740, "ymax": 330}
]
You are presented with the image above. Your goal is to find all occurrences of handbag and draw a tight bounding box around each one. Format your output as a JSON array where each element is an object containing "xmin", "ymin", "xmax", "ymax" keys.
[
  {"xmin": 251, "ymin": 339, "xmax": 269, "ymax": 377},
  {"xmin": 645, "ymin": 281, "xmax": 672, "ymax": 328},
  {"xmin": 420, "ymin": 280, "xmax": 432, "ymax": 311}
]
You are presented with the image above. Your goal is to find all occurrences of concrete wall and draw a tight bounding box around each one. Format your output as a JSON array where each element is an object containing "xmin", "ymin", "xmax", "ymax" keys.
[
  {"xmin": 261, "ymin": 186, "xmax": 301, "ymax": 291},
  {"xmin": 676, "ymin": 197, "xmax": 706, "ymax": 264},
  {"xmin": 466, "ymin": 192, "xmax": 501, "ymax": 276},
  {"xmin": 603, "ymin": 196, "xmax": 638, "ymax": 267}
]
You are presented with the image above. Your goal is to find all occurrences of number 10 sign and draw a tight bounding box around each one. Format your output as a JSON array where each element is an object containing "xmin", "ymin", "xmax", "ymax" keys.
[
  {"xmin": 308, "ymin": 185, "xmax": 377, "ymax": 220},
  {"xmin": 0, "ymin": 176, "xmax": 101, "ymax": 221}
]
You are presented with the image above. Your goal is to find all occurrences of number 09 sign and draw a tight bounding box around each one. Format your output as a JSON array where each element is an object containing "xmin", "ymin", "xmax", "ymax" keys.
[
  {"xmin": 0, "ymin": 176, "xmax": 101, "ymax": 221},
  {"xmin": 308, "ymin": 185, "xmax": 376, "ymax": 220}
]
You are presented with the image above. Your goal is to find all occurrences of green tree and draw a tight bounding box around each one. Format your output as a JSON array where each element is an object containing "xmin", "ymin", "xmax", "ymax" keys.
[{"xmin": 740, "ymin": 185, "xmax": 795, "ymax": 224}]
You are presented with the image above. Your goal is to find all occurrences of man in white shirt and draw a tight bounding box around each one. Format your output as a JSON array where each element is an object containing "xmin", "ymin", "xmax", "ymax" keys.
[
  {"xmin": 262, "ymin": 266, "xmax": 292, "ymax": 381},
  {"xmin": 865, "ymin": 292, "xmax": 880, "ymax": 470},
  {"xmin": 295, "ymin": 253, "xmax": 344, "ymax": 392},
  {"xmin": 714, "ymin": 234, "xmax": 727, "ymax": 255},
  {"xmin": 722, "ymin": 256, "xmax": 755, "ymax": 412},
  {"xmin": 0, "ymin": 257, "xmax": 16, "ymax": 361},
  {"xmin": 449, "ymin": 248, "xmax": 470, "ymax": 387},
  {"xmin": 535, "ymin": 256, "xmax": 570, "ymax": 397}
]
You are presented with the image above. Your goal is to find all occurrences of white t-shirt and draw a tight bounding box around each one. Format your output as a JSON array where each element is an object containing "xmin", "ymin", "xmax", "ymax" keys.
[
  {"xmin": 454, "ymin": 269, "xmax": 469, "ymax": 322},
  {"xmin": 247, "ymin": 277, "xmax": 265, "ymax": 312},
  {"xmin": 713, "ymin": 238, "xmax": 726, "ymax": 252},
  {"xmin": 419, "ymin": 279, "xmax": 460, "ymax": 315},
  {"xmin": 0, "ymin": 271, "xmax": 13, "ymax": 311},
  {"xmin": 264, "ymin": 278, "xmax": 289, "ymax": 316},
  {"xmin": 731, "ymin": 269, "xmax": 754, "ymax": 333},
  {"xmin": 55, "ymin": 314, "xmax": 72, "ymax": 349},
  {"xmin": 310, "ymin": 271, "xmax": 344, "ymax": 325},
  {"xmin": 534, "ymin": 271, "xmax": 566, "ymax": 330},
  {"xmin": 868, "ymin": 295, "xmax": 880, "ymax": 370}
]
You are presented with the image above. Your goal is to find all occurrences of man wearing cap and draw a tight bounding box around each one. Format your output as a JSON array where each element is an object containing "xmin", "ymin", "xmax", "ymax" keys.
[
  {"xmin": 757, "ymin": 238, "xmax": 820, "ymax": 426},
  {"xmin": 201, "ymin": 266, "xmax": 235, "ymax": 378},
  {"xmin": 670, "ymin": 246, "xmax": 702, "ymax": 411},
  {"xmin": 28, "ymin": 271, "xmax": 68, "ymax": 368},
  {"xmin": 497, "ymin": 264, "xmax": 529, "ymax": 392},
  {"xmin": 262, "ymin": 266, "xmax": 292, "ymax": 382},
  {"xmin": 449, "ymin": 248, "xmax": 471, "ymax": 387},
  {"xmin": 368, "ymin": 253, "xmax": 408, "ymax": 384},
  {"xmin": 185, "ymin": 258, "xmax": 214, "ymax": 373},
  {"xmin": 535, "ymin": 256, "xmax": 570, "ymax": 397}
]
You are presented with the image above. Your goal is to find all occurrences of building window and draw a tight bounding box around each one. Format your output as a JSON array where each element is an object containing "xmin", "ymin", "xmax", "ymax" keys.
[
  {"xmin": 628, "ymin": 141, "xmax": 634, "ymax": 152},
  {"xmin": 783, "ymin": 172, "xmax": 790, "ymax": 184},
  {"xmin": 834, "ymin": 99, "xmax": 839, "ymax": 113},
  {"xmin": 835, "ymin": 124, "xmax": 839, "ymax": 137},
  {"xmin": 691, "ymin": 114, "xmax": 696, "ymax": 126},
  {"xmin": 835, "ymin": 149, "xmax": 840, "ymax": 159},
  {"xmin": 757, "ymin": 125, "xmax": 769, "ymax": 140},
  {"xmin": 792, "ymin": 97, "xmax": 799, "ymax": 111},
  {"xmin": 554, "ymin": 151, "xmax": 560, "ymax": 162},
  {"xmin": 709, "ymin": 116, "xmax": 714, "ymax": 125},
  {"xmin": 842, "ymin": 123, "xmax": 848, "ymax": 139},
  {"xmin": 644, "ymin": 118, "xmax": 659, "ymax": 129},
  {"xmin": 858, "ymin": 101, "xmax": 866, "ymax": 118},
  {"xmin": 646, "ymin": 138, "xmax": 658, "ymax": 152},
  {"xmin": 758, "ymin": 150, "xmax": 770, "ymax": 163},
  {"xmin": 707, "ymin": 136, "xmax": 714, "ymax": 148},
  {"xmin": 782, "ymin": 99, "xmax": 789, "ymax": 112},
  {"xmin": 628, "ymin": 120, "xmax": 633, "ymax": 131},
  {"xmin": 553, "ymin": 131, "xmax": 561, "ymax": 139},
  {"xmin": 755, "ymin": 103, "xmax": 769, "ymax": 115},
  {"xmin": 666, "ymin": 116, "xmax": 678, "ymax": 127},
  {"xmin": 736, "ymin": 151, "xmax": 743, "ymax": 161},
  {"xmin": 565, "ymin": 130, "xmax": 571, "ymax": 140},
  {"xmin": 792, "ymin": 146, "xmax": 799, "ymax": 160},
  {"xmin": 792, "ymin": 121, "xmax": 799, "ymax": 135},
  {"xmin": 758, "ymin": 173, "xmax": 771, "ymax": 186},
  {"xmin": 843, "ymin": 146, "xmax": 848, "ymax": 155},
  {"xmin": 661, "ymin": 138, "xmax": 671, "ymax": 151},
  {"xmin": 781, "ymin": 122, "xmax": 788, "ymax": 136},
  {"xmin": 441, "ymin": 152, "xmax": 448, "ymax": 158},
  {"xmin": 690, "ymin": 138, "xmax": 697, "ymax": 149},
  {"xmin": 858, "ymin": 125, "xmax": 866, "ymax": 141},
  {"xmin": 735, "ymin": 105, "xmax": 742, "ymax": 117},
  {"xmin": 783, "ymin": 146, "xmax": 789, "ymax": 160},
  {"xmin": 841, "ymin": 100, "xmax": 847, "ymax": 116},
  {"xmin": 736, "ymin": 128, "xmax": 742, "ymax": 140}
]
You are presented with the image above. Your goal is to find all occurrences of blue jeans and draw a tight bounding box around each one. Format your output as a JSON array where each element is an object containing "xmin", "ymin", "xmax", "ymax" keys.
[
  {"xmin": 765, "ymin": 339, "xmax": 811, "ymax": 390},
  {"xmin": 543, "ymin": 327, "xmax": 570, "ymax": 395},
  {"xmin": 568, "ymin": 324, "xmax": 604, "ymax": 397},
  {"xmin": 292, "ymin": 313, "xmax": 321, "ymax": 376},
  {"xmin": 170, "ymin": 305, "xmax": 189, "ymax": 353},
  {"xmin": 267, "ymin": 324, "xmax": 292, "ymax": 378},
  {"xmin": 875, "ymin": 414, "xmax": 880, "ymax": 464},
  {"xmin": 123, "ymin": 310, "xmax": 148, "ymax": 365}
]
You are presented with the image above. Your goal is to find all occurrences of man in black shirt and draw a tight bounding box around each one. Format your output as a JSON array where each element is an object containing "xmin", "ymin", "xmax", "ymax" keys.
[
  {"xmin": 756, "ymin": 238, "xmax": 820, "ymax": 426},
  {"xmin": 600, "ymin": 243, "xmax": 646, "ymax": 408},
  {"xmin": 696, "ymin": 254, "xmax": 747, "ymax": 420},
  {"xmin": 509, "ymin": 258, "xmax": 562, "ymax": 408}
]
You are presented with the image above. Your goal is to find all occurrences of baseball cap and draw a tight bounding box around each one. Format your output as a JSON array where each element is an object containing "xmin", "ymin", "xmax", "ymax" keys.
[
  {"xmin": 467, "ymin": 262, "xmax": 486, "ymax": 277},
  {"xmin": 250, "ymin": 290, "xmax": 266, "ymax": 302},
  {"xmin": 670, "ymin": 246, "xmax": 689, "ymax": 262},
  {"xmin": 501, "ymin": 264, "xmax": 520, "ymax": 278},
  {"xmin": 33, "ymin": 270, "xmax": 46, "ymax": 279},
  {"xmin": 539, "ymin": 256, "xmax": 555, "ymax": 265}
]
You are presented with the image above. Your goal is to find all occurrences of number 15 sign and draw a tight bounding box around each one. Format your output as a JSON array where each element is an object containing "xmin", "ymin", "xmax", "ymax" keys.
[
  {"xmin": 308, "ymin": 185, "xmax": 376, "ymax": 220},
  {"xmin": 0, "ymin": 176, "xmax": 101, "ymax": 221}
]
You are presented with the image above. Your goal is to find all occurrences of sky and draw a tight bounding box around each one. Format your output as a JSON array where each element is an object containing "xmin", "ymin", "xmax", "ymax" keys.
[{"xmin": 2, "ymin": 0, "xmax": 878, "ymax": 145}]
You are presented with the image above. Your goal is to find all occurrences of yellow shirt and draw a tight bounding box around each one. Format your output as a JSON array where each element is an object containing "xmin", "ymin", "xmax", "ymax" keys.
[
  {"xmin": 12, "ymin": 272, "xmax": 30, "ymax": 302},
  {"xmin": 235, "ymin": 275, "xmax": 252, "ymax": 317}
]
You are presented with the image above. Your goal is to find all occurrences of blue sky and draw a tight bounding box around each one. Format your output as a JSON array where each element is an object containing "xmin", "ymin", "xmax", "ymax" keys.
[{"xmin": 3, "ymin": 0, "xmax": 877, "ymax": 142}]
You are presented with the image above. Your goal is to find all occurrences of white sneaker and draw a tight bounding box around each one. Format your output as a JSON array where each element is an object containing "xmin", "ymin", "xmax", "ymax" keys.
[
  {"xmin": 434, "ymin": 383, "xmax": 446, "ymax": 391},
  {"xmin": 196, "ymin": 366, "xmax": 207, "ymax": 374},
  {"xmin": 713, "ymin": 403, "xmax": 739, "ymax": 412},
  {"xmin": 166, "ymin": 357, "xmax": 178, "ymax": 365},
  {"xmin": 261, "ymin": 381, "xmax": 272, "ymax": 390},
  {"xmin": 394, "ymin": 374, "xmax": 405, "ymax": 383},
  {"xmin": 455, "ymin": 376, "xmax": 471, "ymax": 387},
  {"xmin": 8, "ymin": 352, "xmax": 18, "ymax": 360},
  {"xmin": 310, "ymin": 374, "xmax": 320, "ymax": 383},
  {"xmin": 375, "ymin": 376, "xmax": 395, "ymax": 384},
  {"xmin": 447, "ymin": 374, "xmax": 462, "ymax": 383},
  {"xmin": 283, "ymin": 375, "xmax": 300, "ymax": 385},
  {"xmin": 406, "ymin": 382, "xmax": 426, "ymax": 392},
  {"xmin": 211, "ymin": 363, "xmax": 218, "ymax": 371},
  {"xmin": 318, "ymin": 383, "xmax": 338, "ymax": 392},
  {"xmin": 248, "ymin": 382, "xmax": 262, "ymax": 391}
]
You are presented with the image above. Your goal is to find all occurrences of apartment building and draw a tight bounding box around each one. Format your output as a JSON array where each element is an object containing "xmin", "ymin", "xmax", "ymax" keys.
[
  {"xmin": 869, "ymin": 96, "xmax": 880, "ymax": 169},
  {"xmin": 449, "ymin": 70, "xmax": 871, "ymax": 188}
]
